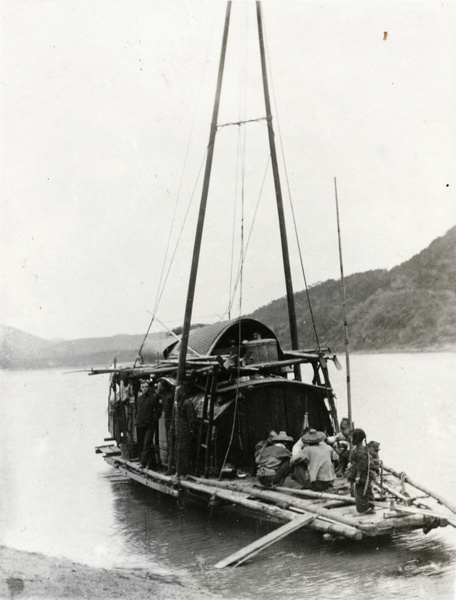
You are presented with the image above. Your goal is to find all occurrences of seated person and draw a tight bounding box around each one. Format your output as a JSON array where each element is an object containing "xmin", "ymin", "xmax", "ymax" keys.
[
  {"xmin": 290, "ymin": 428, "xmax": 338, "ymax": 491},
  {"xmin": 255, "ymin": 429, "xmax": 278, "ymax": 459},
  {"xmin": 255, "ymin": 431, "xmax": 293, "ymax": 487}
]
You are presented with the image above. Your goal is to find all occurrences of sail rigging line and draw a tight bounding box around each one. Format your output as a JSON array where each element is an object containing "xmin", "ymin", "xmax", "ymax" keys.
[
  {"xmin": 260, "ymin": 4, "xmax": 321, "ymax": 353},
  {"xmin": 223, "ymin": 155, "xmax": 271, "ymax": 320},
  {"xmin": 133, "ymin": 5, "xmax": 223, "ymax": 366},
  {"xmin": 228, "ymin": 2, "xmax": 249, "ymax": 321},
  {"xmin": 221, "ymin": 8, "xmax": 248, "ymax": 468},
  {"xmin": 133, "ymin": 12, "xmax": 223, "ymax": 367},
  {"xmin": 176, "ymin": 0, "xmax": 233, "ymax": 400},
  {"xmin": 256, "ymin": 2, "xmax": 300, "ymax": 366},
  {"xmin": 334, "ymin": 177, "xmax": 353, "ymax": 430},
  {"xmin": 133, "ymin": 147, "xmax": 209, "ymax": 366},
  {"xmin": 218, "ymin": 196, "xmax": 246, "ymax": 477}
]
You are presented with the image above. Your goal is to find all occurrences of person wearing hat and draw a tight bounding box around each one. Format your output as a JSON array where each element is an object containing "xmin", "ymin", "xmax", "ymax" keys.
[
  {"xmin": 255, "ymin": 431, "xmax": 293, "ymax": 487},
  {"xmin": 346, "ymin": 429, "xmax": 377, "ymax": 514},
  {"xmin": 290, "ymin": 428, "xmax": 338, "ymax": 491}
]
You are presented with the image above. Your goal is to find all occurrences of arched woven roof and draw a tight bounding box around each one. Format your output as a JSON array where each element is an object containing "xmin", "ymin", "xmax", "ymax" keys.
[{"xmin": 167, "ymin": 317, "xmax": 282, "ymax": 358}]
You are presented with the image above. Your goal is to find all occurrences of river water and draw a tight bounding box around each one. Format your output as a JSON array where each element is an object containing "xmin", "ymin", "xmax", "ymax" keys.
[{"xmin": 1, "ymin": 353, "xmax": 455, "ymax": 599}]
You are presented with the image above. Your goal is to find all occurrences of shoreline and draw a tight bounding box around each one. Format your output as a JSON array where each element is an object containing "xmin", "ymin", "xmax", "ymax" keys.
[
  {"xmin": 2, "ymin": 346, "xmax": 456, "ymax": 371},
  {"xmin": 0, "ymin": 545, "xmax": 216, "ymax": 600}
]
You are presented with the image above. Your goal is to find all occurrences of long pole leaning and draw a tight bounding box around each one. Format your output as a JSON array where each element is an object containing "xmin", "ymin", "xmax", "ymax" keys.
[
  {"xmin": 176, "ymin": 2, "xmax": 232, "ymax": 387},
  {"xmin": 171, "ymin": 2, "xmax": 232, "ymax": 475},
  {"xmin": 256, "ymin": 2, "xmax": 301, "ymax": 375},
  {"xmin": 334, "ymin": 177, "xmax": 353, "ymax": 430}
]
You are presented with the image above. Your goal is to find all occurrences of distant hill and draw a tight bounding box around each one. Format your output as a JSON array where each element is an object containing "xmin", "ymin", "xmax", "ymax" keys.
[
  {"xmin": 0, "ymin": 327, "xmax": 151, "ymax": 369},
  {"xmin": 248, "ymin": 225, "xmax": 456, "ymax": 352},
  {"xmin": 1, "ymin": 226, "xmax": 455, "ymax": 369}
]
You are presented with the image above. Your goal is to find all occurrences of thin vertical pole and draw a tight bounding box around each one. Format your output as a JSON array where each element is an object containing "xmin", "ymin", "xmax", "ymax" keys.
[
  {"xmin": 171, "ymin": 2, "xmax": 232, "ymax": 476},
  {"xmin": 334, "ymin": 177, "xmax": 353, "ymax": 430},
  {"xmin": 256, "ymin": 2, "xmax": 300, "ymax": 367},
  {"xmin": 176, "ymin": 2, "xmax": 232, "ymax": 387}
]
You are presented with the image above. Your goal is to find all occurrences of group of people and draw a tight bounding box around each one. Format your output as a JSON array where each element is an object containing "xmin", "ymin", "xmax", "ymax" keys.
[
  {"xmin": 255, "ymin": 422, "xmax": 380, "ymax": 514},
  {"xmin": 134, "ymin": 376, "xmax": 198, "ymax": 476}
]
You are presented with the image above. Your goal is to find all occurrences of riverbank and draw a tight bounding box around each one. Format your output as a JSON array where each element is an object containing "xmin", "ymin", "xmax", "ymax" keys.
[{"xmin": 0, "ymin": 546, "xmax": 215, "ymax": 599}]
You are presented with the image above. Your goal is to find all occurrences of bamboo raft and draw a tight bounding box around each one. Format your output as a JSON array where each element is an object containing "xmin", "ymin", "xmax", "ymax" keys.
[{"xmin": 97, "ymin": 446, "xmax": 455, "ymax": 567}]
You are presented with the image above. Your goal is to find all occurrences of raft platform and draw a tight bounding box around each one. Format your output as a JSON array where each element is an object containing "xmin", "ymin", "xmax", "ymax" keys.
[{"xmin": 96, "ymin": 446, "xmax": 455, "ymax": 566}]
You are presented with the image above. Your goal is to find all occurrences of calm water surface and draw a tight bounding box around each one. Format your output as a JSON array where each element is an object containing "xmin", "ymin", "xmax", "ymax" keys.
[{"xmin": 1, "ymin": 353, "xmax": 455, "ymax": 599}]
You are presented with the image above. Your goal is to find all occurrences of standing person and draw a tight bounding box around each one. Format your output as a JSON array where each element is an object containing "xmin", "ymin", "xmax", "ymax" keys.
[
  {"xmin": 156, "ymin": 378, "xmax": 176, "ymax": 446},
  {"xmin": 136, "ymin": 379, "xmax": 161, "ymax": 469},
  {"xmin": 346, "ymin": 428, "xmax": 376, "ymax": 514},
  {"xmin": 156, "ymin": 377, "xmax": 176, "ymax": 471},
  {"xmin": 290, "ymin": 429, "xmax": 338, "ymax": 491},
  {"xmin": 175, "ymin": 385, "xmax": 198, "ymax": 477},
  {"xmin": 255, "ymin": 431, "xmax": 293, "ymax": 487}
]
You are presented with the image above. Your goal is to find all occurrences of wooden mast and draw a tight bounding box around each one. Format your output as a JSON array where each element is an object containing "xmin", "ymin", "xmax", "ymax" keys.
[
  {"xmin": 172, "ymin": 2, "xmax": 232, "ymax": 475},
  {"xmin": 256, "ymin": 1, "xmax": 300, "ymax": 362},
  {"xmin": 175, "ymin": 2, "xmax": 232, "ymax": 389}
]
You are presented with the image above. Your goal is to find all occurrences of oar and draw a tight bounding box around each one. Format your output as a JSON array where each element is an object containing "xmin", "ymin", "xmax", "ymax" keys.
[{"xmin": 214, "ymin": 513, "xmax": 316, "ymax": 568}]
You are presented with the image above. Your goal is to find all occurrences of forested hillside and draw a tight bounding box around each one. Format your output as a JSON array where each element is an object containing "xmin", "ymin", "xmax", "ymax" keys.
[
  {"xmin": 1, "ymin": 226, "xmax": 455, "ymax": 368},
  {"xmin": 249, "ymin": 226, "xmax": 456, "ymax": 351}
]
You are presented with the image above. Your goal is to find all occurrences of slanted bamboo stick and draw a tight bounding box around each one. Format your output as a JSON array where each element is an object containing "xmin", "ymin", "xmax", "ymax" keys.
[
  {"xmin": 180, "ymin": 479, "xmax": 297, "ymax": 522},
  {"xmin": 384, "ymin": 465, "xmax": 456, "ymax": 514},
  {"xmin": 214, "ymin": 514, "xmax": 316, "ymax": 568},
  {"xmin": 189, "ymin": 477, "xmax": 364, "ymax": 536}
]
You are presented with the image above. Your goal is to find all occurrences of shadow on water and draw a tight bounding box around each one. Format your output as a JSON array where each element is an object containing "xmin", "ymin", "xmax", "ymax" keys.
[{"xmin": 103, "ymin": 470, "xmax": 455, "ymax": 600}]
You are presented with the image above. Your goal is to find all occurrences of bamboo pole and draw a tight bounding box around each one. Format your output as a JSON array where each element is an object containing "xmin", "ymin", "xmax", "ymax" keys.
[
  {"xmin": 334, "ymin": 177, "xmax": 353, "ymax": 430},
  {"xmin": 214, "ymin": 514, "xmax": 316, "ymax": 568},
  {"xmin": 189, "ymin": 477, "xmax": 364, "ymax": 535},
  {"xmin": 384, "ymin": 465, "xmax": 456, "ymax": 514},
  {"xmin": 256, "ymin": 1, "xmax": 300, "ymax": 368},
  {"xmin": 180, "ymin": 479, "xmax": 297, "ymax": 522},
  {"xmin": 183, "ymin": 478, "xmax": 362, "ymax": 539},
  {"xmin": 176, "ymin": 1, "xmax": 232, "ymax": 390}
]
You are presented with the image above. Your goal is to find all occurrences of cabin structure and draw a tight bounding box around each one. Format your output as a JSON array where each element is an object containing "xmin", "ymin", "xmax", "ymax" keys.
[{"xmin": 98, "ymin": 317, "xmax": 338, "ymax": 478}]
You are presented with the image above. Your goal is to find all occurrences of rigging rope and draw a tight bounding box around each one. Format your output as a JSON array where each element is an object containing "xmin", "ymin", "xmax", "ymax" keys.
[
  {"xmin": 219, "ymin": 1, "xmax": 249, "ymax": 474},
  {"xmin": 224, "ymin": 154, "xmax": 270, "ymax": 320},
  {"xmin": 134, "ymin": 5, "xmax": 222, "ymax": 364},
  {"xmin": 262, "ymin": 7, "xmax": 321, "ymax": 351}
]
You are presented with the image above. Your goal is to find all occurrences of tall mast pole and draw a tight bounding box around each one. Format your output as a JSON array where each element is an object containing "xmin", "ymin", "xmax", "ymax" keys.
[
  {"xmin": 176, "ymin": 2, "xmax": 232, "ymax": 387},
  {"xmin": 256, "ymin": 2, "xmax": 300, "ymax": 362},
  {"xmin": 334, "ymin": 177, "xmax": 353, "ymax": 430}
]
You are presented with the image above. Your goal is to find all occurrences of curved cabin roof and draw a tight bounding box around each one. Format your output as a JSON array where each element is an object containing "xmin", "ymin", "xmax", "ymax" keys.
[
  {"xmin": 168, "ymin": 317, "xmax": 283, "ymax": 359},
  {"xmin": 141, "ymin": 318, "xmax": 284, "ymax": 363}
]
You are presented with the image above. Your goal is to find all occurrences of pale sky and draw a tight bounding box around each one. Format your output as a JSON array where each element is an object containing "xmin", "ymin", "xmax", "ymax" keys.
[{"xmin": 1, "ymin": 0, "xmax": 455, "ymax": 341}]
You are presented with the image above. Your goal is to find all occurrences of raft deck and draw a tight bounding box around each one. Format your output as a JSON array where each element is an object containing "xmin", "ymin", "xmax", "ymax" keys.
[{"xmin": 97, "ymin": 445, "xmax": 454, "ymax": 554}]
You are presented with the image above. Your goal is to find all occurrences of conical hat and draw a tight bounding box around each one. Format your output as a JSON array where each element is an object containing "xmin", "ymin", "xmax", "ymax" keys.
[
  {"xmin": 301, "ymin": 429, "xmax": 326, "ymax": 444},
  {"xmin": 271, "ymin": 431, "xmax": 294, "ymax": 443}
]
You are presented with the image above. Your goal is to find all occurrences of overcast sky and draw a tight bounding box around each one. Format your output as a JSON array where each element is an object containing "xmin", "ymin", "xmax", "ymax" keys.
[{"xmin": 1, "ymin": 0, "xmax": 455, "ymax": 341}]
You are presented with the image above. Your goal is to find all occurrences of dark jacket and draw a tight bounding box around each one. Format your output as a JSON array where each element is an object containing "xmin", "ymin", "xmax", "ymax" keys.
[
  {"xmin": 346, "ymin": 445, "xmax": 377, "ymax": 485},
  {"xmin": 136, "ymin": 391, "xmax": 161, "ymax": 428}
]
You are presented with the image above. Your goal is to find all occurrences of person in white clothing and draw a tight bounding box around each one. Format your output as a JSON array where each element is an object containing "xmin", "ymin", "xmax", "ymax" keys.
[{"xmin": 291, "ymin": 429, "xmax": 338, "ymax": 491}]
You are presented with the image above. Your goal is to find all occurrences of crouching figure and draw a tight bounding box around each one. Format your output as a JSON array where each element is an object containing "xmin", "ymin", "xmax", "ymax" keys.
[
  {"xmin": 290, "ymin": 429, "xmax": 338, "ymax": 491},
  {"xmin": 255, "ymin": 431, "xmax": 293, "ymax": 487}
]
